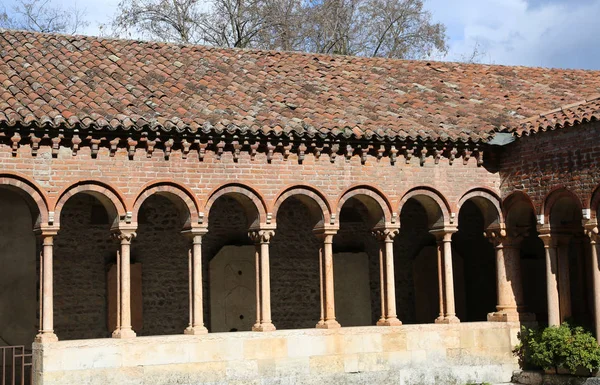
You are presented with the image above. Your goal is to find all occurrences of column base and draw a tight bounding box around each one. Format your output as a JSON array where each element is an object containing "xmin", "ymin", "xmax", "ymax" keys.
[
  {"xmin": 112, "ymin": 328, "xmax": 137, "ymax": 339},
  {"xmin": 487, "ymin": 311, "xmax": 536, "ymax": 322},
  {"xmin": 435, "ymin": 315, "xmax": 460, "ymax": 324},
  {"xmin": 184, "ymin": 326, "xmax": 208, "ymax": 335},
  {"xmin": 376, "ymin": 317, "xmax": 402, "ymax": 326},
  {"xmin": 252, "ymin": 322, "xmax": 276, "ymax": 332},
  {"xmin": 316, "ymin": 319, "xmax": 341, "ymax": 329},
  {"xmin": 35, "ymin": 332, "xmax": 58, "ymax": 343}
]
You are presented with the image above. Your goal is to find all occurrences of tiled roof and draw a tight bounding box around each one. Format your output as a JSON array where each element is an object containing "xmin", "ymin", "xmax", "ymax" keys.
[
  {"xmin": 515, "ymin": 96, "xmax": 600, "ymax": 136},
  {"xmin": 2, "ymin": 29, "xmax": 600, "ymax": 143}
]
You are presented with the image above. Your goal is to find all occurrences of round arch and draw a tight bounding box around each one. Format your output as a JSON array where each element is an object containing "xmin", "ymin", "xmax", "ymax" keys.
[
  {"xmin": 503, "ymin": 191, "xmax": 537, "ymax": 230},
  {"xmin": 590, "ymin": 185, "xmax": 600, "ymax": 221},
  {"xmin": 542, "ymin": 188, "xmax": 583, "ymax": 229},
  {"xmin": 203, "ymin": 184, "xmax": 268, "ymax": 228},
  {"xmin": 132, "ymin": 182, "xmax": 200, "ymax": 229},
  {"xmin": 0, "ymin": 173, "xmax": 49, "ymax": 226},
  {"xmin": 398, "ymin": 188, "xmax": 451, "ymax": 229},
  {"xmin": 53, "ymin": 181, "xmax": 127, "ymax": 227},
  {"xmin": 272, "ymin": 186, "xmax": 332, "ymax": 228},
  {"xmin": 457, "ymin": 189, "xmax": 503, "ymax": 229},
  {"xmin": 336, "ymin": 186, "xmax": 394, "ymax": 228}
]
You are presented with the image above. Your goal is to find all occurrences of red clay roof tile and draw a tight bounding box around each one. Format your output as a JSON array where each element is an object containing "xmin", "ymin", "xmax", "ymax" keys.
[{"xmin": 2, "ymin": 29, "xmax": 600, "ymax": 142}]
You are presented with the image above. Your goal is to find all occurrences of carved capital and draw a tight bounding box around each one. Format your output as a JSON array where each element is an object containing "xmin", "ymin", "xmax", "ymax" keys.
[
  {"xmin": 430, "ymin": 227, "xmax": 457, "ymax": 242},
  {"xmin": 248, "ymin": 229, "xmax": 275, "ymax": 244},
  {"xmin": 372, "ymin": 228, "xmax": 399, "ymax": 242},
  {"xmin": 585, "ymin": 225, "xmax": 600, "ymax": 244},
  {"xmin": 114, "ymin": 231, "xmax": 136, "ymax": 244}
]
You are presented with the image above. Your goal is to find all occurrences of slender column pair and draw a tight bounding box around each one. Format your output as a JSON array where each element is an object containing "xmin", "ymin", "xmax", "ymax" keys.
[
  {"xmin": 538, "ymin": 231, "xmax": 572, "ymax": 326},
  {"xmin": 373, "ymin": 227, "xmax": 402, "ymax": 326},
  {"xmin": 432, "ymin": 228, "xmax": 460, "ymax": 324},
  {"xmin": 249, "ymin": 228, "xmax": 276, "ymax": 332},
  {"xmin": 183, "ymin": 228, "xmax": 208, "ymax": 335},
  {"xmin": 315, "ymin": 228, "xmax": 341, "ymax": 329},
  {"xmin": 112, "ymin": 226, "xmax": 137, "ymax": 338},
  {"xmin": 538, "ymin": 232, "xmax": 561, "ymax": 326},
  {"xmin": 584, "ymin": 225, "xmax": 600, "ymax": 339},
  {"xmin": 35, "ymin": 227, "xmax": 59, "ymax": 343},
  {"xmin": 485, "ymin": 227, "xmax": 531, "ymax": 322}
]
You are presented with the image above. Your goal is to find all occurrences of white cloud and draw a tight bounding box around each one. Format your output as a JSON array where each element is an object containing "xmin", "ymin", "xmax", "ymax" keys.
[{"xmin": 426, "ymin": 0, "xmax": 600, "ymax": 69}]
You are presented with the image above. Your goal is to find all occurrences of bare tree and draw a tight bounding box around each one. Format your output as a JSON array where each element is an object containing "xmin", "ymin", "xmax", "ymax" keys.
[
  {"xmin": 110, "ymin": 0, "xmax": 447, "ymax": 59},
  {"xmin": 0, "ymin": 0, "xmax": 88, "ymax": 34},
  {"xmin": 112, "ymin": 0, "xmax": 204, "ymax": 43}
]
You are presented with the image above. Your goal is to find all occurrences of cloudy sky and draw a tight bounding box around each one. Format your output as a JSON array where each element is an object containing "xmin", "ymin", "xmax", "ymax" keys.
[{"xmin": 2, "ymin": 0, "xmax": 599, "ymax": 69}]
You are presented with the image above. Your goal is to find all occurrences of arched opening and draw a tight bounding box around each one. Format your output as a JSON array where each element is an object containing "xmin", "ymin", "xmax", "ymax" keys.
[
  {"xmin": 131, "ymin": 194, "xmax": 190, "ymax": 336},
  {"xmin": 547, "ymin": 192, "xmax": 590, "ymax": 328},
  {"xmin": 504, "ymin": 194, "xmax": 546, "ymax": 324},
  {"xmin": 203, "ymin": 192, "xmax": 261, "ymax": 332},
  {"xmin": 270, "ymin": 195, "xmax": 323, "ymax": 329},
  {"xmin": 0, "ymin": 188, "xmax": 38, "ymax": 347},
  {"xmin": 54, "ymin": 193, "xmax": 117, "ymax": 339},
  {"xmin": 396, "ymin": 193, "xmax": 447, "ymax": 324},
  {"xmin": 453, "ymin": 199, "xmax": 498, "ymax": 322},
  {"xmin": 334, "ymin": 195, "xmax": 384, "ymax": 326}
]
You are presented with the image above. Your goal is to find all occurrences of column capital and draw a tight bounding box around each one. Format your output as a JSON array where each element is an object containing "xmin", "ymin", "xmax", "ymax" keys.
[
  {"xmin": 430, "ymin": 226, "xmax": 457, "ymax": 242},
  {"xmin": 113, "ymin": 226, "xmax": 137, "ymax": 243},
  {"xmin": 181, "ymin": 226, "xmax": 208, "ymax": 240},
  {"xmin": 248, "ymin": 228, "xmax": 276, "ymax": 244},
  {"xmin": 372, "ymin": 227, "xmax": 399, "ymax": 242},
  {"xmin": 585, "ymin": 224, "xmax": 600, "ymax": 244},
  {"xmin": 313, "ymin": 226, "xmax": 338, "ymax": 242},
  {"xmin": 35, "ymin": 225, "xmax": 59, "ymax": 238}
]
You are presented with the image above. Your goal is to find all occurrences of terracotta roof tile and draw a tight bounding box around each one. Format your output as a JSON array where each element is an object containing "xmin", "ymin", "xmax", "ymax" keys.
[{"xmin": 2, "ymin": 29, "xmax": 600, "ymax": 142}]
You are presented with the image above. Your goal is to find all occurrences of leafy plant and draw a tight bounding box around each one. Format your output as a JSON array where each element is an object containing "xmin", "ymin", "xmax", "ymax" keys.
[{"xmin": 513, "ymin": 323, "xmax": 600, "ymax": 375}]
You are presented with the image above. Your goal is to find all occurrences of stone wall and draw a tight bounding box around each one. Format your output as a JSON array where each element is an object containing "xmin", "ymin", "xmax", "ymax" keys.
[
  {"xmin": 53, "ymin": 194, "xmax": 116, "ymax": 340},
  {"xmin": 0, "ymin": 189, "xmax": 37, "ymax": 347},
  {"xmin": 33, "ymin": 322, "xmax": 521, "ymax": 385}
]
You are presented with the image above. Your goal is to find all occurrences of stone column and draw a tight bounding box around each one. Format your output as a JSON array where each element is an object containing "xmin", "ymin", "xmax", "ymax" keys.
[
  {"xmin": 112, "ymin": 228, "xmax": 137, "ymax": 338},
  {"xmin": 315, "ymin": 229, "xmax": 341, "ymax": 329},
  {"xmin": 374, "ymin": 228, "xmax": 401, "ymax": 326},
  {"xmin": 485, "ymin": 228, "xmax": 529, "ymax": 322},
  {"xmin": 184, "ymin": 228, "xmax": 208, "ymax": 335},
  {"xmin": 435, "ymin": 240, "xmax": 445, "ymax": 323},
  {"xmin": 432, "ymin": 229, "xmax": 460, "ymax": 324},
  {"xmin": 540, "ymin": 233, "xmax": 560, "ymax": 327},
  {"xmin": 585, "ymin": 225, "xmax": 600, "ymax": 339},
  {"xmin": 249, "ymin": 229, "xmax": 276, "ymax": 331},
  {"xmin": 35, "ymin": 227, "xmax": 59, "ymax": 343}
]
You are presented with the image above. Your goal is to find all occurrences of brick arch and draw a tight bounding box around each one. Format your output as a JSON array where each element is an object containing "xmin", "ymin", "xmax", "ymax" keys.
[
  {"xmin": 132, "ymin": 182, "xmax": 200, "ymax": 229},
  {"xmin": 590, "ymin": 185, "xmax": 600, "ymax": 220},
  {"xmin": 503, "ymin": 191, "xmax": 537, "ymax": 230},
  {"xmin": 457, "ymin": 188, "xmax": 503, "ymax": 229},
  {"xmin": 542, "ymin": 187, "xmax": 583, "ymax": 228},
  {"xmin": 272, "ymin": 185, "xmax": 332, "ymax": 228},
  {"xmin": 336, "ymin": 185, "xmax": 394, "ymax": 228},
  {"xmin": 398, "ymin": 187, "xmax": 451, "ymax": 229},
  {"xmin": 53, "ymin": 181, "xmax": 127, "ymax": 228},
  {"xmin": 0, "ymin": 173, "xmax": 49, "ymax": 227},
  {"xmin": 203, "ymin": 183, "xmax": 268, "ymax": 229}
]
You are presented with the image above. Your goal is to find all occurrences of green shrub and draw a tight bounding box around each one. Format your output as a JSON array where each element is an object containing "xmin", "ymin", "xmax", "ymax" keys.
[{"xmin": 513, "ymin": 322, "xmax": 600, "ymax": 375}]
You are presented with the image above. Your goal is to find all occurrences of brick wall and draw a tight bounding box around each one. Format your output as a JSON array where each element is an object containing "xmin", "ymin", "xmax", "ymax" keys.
[{"xmin": 500, "ymin": 122, "xmax": 600, "ymax": 211}]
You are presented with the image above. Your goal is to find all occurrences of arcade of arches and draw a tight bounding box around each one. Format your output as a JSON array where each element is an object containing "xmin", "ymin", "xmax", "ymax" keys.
[{"xmin": 4, "ymin": 182, "xmax": 600, "ymax": 347}]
